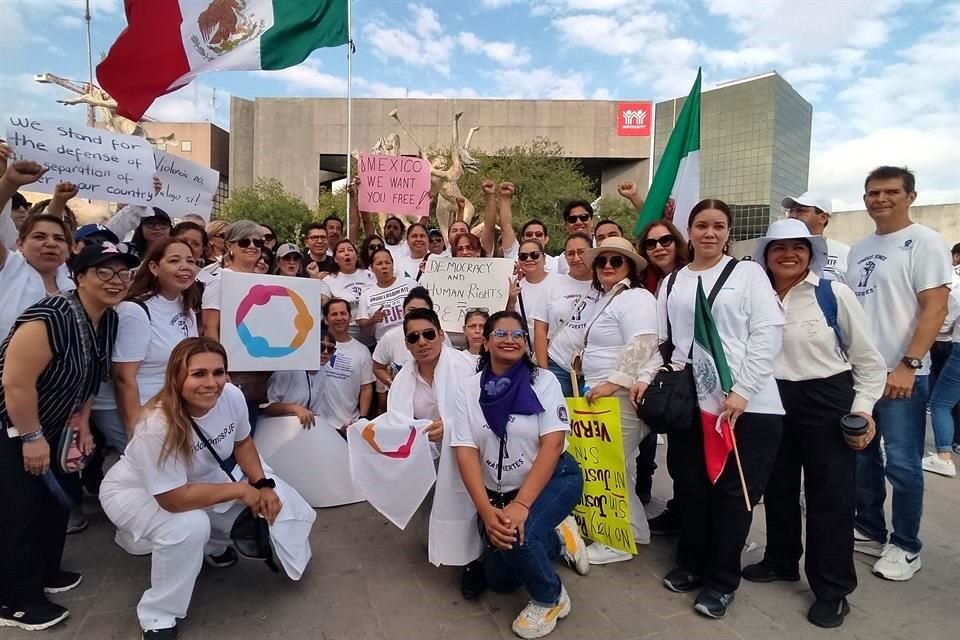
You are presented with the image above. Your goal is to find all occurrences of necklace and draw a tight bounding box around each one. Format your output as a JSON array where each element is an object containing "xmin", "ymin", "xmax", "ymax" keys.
[{"xmin": 775, "ymin": 270, "xmax": 809, "ymax": 299}]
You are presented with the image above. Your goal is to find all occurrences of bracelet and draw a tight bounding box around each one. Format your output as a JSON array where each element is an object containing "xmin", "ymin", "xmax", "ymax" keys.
[
  {"xmin": 20, "ymin": 430, "xmax": 45, "ymax": 443},
  {"xmin": 513, "ymin": 499, "xmax": 530, "ymax": 511},
  {"xmin": 250, "ymin": 477, "xmax": 276, "ymax": 490}
]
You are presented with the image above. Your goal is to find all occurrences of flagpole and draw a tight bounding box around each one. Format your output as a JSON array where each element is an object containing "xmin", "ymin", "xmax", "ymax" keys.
[
  {"xmin": 728, "ymin": 414, "xmax": 752, "ymax": 512},
  {"xmin": 647, "ymin": 101, "xmax": 656, "ymax": 189},
  {"xmin": 345, "ymin": 0, "xmax": 354, "ymax": 232}
]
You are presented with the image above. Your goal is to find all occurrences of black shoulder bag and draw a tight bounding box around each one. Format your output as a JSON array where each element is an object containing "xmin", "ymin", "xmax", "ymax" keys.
[
  {"xmin": 637, "ymin": 259, "xmax": 738, "ymax": 435},
  {"xmin": 189, "ymin": 420, "xmax": 280, "ymax": 573}
]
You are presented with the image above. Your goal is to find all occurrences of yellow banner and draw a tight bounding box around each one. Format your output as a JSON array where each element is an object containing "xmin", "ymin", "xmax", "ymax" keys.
[{"xmin": 564, "ymin": 397, "xmax": 636, "ymax": 554}]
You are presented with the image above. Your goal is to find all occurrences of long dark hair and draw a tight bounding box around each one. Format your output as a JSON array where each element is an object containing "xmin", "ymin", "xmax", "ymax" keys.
[
  {"xmin": 130, "ymin": 207, "xmax": 171, "ymax": 257},
  {"xmin": 637, "ymin": 218, "xmax": 689, "ymax": 290},
  {"xmin": 172, "ymin": 220, "xmax": 209, "ymax": 265},
  {"xmin": 126, "ymin": 237, "xmax": 203, "ymax": 314},
  {"xmin": 359, "ymin": 234, "xmax": 386, "ymax": 269},
  {"xmin": 687, "ymin": 199, "xmax": 733, "ymax": 259},
  {"xmin": 476, "ymin": 311, "xmax": 538, "ymax": 378}
]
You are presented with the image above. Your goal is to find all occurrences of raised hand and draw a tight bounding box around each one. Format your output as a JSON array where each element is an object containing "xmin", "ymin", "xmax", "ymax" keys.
[
  {"xmin": 617, "ymin": 181, "xmax": 639, "ymax": 199},
  {"xmin": 481, "ymin": 179, "xmax": 496, "ymax": 196},
  {"xmin": 1, "ymin": 160, "xmax": 48, "ymax": 188},
  {"xmin": 53, "ymin": 182, "xmax": 79, "ymax": 203},
  {"xmin": 498, "ymin": 182, "xmax": 515, "ymax": 199}
]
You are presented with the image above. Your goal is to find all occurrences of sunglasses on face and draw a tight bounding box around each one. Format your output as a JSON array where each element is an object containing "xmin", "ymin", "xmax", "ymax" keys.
[
  {"xmin": 264, "ymin": 234, "xmax": 276, "ymax": 242},
  {"xmin": 94, "ymin": 266, "xmax": 134, "ymax": 282},
  {"xmin": 595, "ymin": 255, "xmax": 626, "ymax": 269},
  {"xmin": 210, "ymin": 233, "xmax": 225, "ymax": 240},
  {"xmin": 235, "ymin": 238, "xmax": 265, "ymax": 249},
  {"xmin": 491, "ymin": 328, "xmax": 525, "ymax": 340},
  {"xmin": 320, "ymin": 343, "xmax": 337, "ymax": 355},
  {"xmin": 518, "ymin": 251, "xmax": 542, "ymax": 262},
  {"xmin": 406, "ymin": 328, "xmax": 439, "ymax": 344},
  {"xmin": 280, "ymin": 254, "xmax": 301, "ymax": 261},
  {"xmin": 642, "ymin": 234, "xmax": 676, "ymax": 251},
  {"xmin": 565, "ymin": 214, "xmax": 591, "ymax": 223},
  {"xmin": 142, "ymin": 219, "xmax": 170, "ymax": 230},
  {"xmin": 368, "ymin": 244, "xmax": 384, "ymax": 252}
]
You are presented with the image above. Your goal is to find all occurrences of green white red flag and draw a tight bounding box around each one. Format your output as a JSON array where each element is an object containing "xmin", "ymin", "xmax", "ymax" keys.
[
  {"xmin": 634, "ymin": 68, "xmax": 701, "ymax": 236},
  {"xmin": 98, "ymin": 0, "xmax": 349, "ymax": 121},
  {"xmin": 692, "ymin": 275, "xmax": 735, "ymax": 483}
]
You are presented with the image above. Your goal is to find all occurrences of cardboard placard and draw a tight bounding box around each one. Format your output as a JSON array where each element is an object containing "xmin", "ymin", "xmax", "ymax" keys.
[
  {"xmin": 418, "ymin": 256, "xmax": 515, "ymax": 333},
  {"xmin": 151, "ymin": 150, "xmax": 219, "ymax": 220},
  {"xmin": 358, "ymin": 152, "xmax": 432, "ymax": 216}
]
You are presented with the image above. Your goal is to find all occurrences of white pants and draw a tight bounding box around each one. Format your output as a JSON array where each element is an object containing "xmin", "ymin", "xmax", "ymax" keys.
[{"xmin": 616, "ymin": 390, "xmax": 651, "ymax": 546}]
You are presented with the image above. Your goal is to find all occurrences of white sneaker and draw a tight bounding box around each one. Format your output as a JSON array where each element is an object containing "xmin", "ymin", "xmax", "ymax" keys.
[
  {"xmin": 586, "ymin": 542, "xmax": 632, "ymax": 565},
  {"xmin": 556, "ymin": 516, "xmax": 589, "ymax": 576},
  {"xmin": 873, "ymin": 544, "xmax": 921, "ymax": 581},
  {"xmin": 853, "ymin": 528, "xmax": 884, "ymax": 558},
  {"xmin": 511, "ymin": 585, "xmax": 570, "ymax": 639},
  {"xmin": 921, "ymin": 453, "xmax": 957, "ymax": 477}
]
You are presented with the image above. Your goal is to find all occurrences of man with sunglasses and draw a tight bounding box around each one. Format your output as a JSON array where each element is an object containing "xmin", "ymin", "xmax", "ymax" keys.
[
  {"xmin": 319, "ymin": 298, "xmax": 375, "ymax": 431},
  {"xmin": 782, "ymin": 192, "xmax": 848, "ymax": 283}
]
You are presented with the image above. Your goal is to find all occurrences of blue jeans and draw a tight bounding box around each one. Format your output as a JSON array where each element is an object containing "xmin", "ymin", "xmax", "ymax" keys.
[
  {"xmin": 929, "ymin": 344, "xmax": 960, "ymax": 452},
  {"xmin": 484, "ymin": 453, "xmax": 583, "ymax": 605},
  {"xmin": 91, "ymin": 408, "xmax": 129, "ymax": 453},
  {"xmin": 547, "ymin": 357, "xmax": 580, "ymax": 398},
  {"xmin": 856, "ymin": 375, "xmax": 929, "ymax": 554}
]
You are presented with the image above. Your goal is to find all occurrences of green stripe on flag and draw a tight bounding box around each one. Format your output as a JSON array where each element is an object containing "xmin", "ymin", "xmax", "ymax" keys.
[
  {"xmin": 261, "ymin": 0, "xmax": 349, "ymax": 70},
  {"xmin": 694, "ymin": 275, "xmax": 733, "ymax": 393},
  {"xmin": 635, "ymin": 68, "xmax": 701, "ymax": 234}
]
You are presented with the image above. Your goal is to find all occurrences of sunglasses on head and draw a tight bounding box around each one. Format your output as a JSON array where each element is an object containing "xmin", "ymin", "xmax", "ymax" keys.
[
  {"xmin": 491, "ymin": 328, "xmax": 525, "ymax": 340},
  {"xmin": 466, "ymin": 307, "xmax": 488, "ymax": 314},
  {"xmin": 566, "ymin": 213, "xmax": 591, "ymax": 223},
  {"xmin": 235, "ymin": 238, "xmax": 265, "ymax": 249},
  {"xmin": 518, "ymin": 250, "xmax": 542, "ymax": 262},
  {"xmin": 406, "ymin": 328, "xmax": 438, "ymax": 344},
  {"xmin": 642, "ymin": 234, "xmax": 676, "ymax": 251},
  {"xmin": 595, "ymin": 255, "xmax": 626, "ymax": 269},
  {"xmin": 320, "ymin": 342, "xmax": 337, "ymax": 354}
]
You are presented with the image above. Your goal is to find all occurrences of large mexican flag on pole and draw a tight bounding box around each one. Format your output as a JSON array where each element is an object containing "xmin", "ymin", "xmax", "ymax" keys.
[
  {"xmin": 98, "ymin": 0, "xmax": 349, "ymax": 121},
  {"xmin": 634, "ymin": 68, "xmax": 701, "ymax": 236},
  {"xmin": 692, "ymin": 275, "xmax": 735, "ymax": 484}
]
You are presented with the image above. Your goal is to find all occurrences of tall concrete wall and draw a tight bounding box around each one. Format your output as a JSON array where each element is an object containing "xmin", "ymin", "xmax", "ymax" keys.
[{"xmin": 827, "ymin": 203, "xmax": 960, "ymax": 246}]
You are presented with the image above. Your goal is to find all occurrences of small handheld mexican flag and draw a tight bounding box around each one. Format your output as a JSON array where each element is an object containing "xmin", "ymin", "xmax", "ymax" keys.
[
  {"xmin": 692, "ymin": 275, "xmax": 735, "ymax": 484},
  {"xmin": 634, "ymin": 68, "xmax": 701, "ymax": 236},
  {"xmin": 98, "ymin": 0, "xmax": 349, "ymax": 121}
]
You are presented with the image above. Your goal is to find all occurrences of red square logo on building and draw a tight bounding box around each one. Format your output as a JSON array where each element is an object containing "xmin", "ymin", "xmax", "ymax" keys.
[{"xmin": 616, "ymin": 102, "xmax": 652, "ymax": 136}]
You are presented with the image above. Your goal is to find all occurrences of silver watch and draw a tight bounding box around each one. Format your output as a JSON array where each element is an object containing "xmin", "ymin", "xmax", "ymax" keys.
[{"xmin": 20, "ymin": 430, "xmax": 45, "ymax": 443}]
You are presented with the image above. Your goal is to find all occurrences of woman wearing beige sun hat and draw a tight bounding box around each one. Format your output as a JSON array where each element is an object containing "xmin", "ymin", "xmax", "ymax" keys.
[{"xmin": 573, "ymin": 237, "xmax": 663, "ymax": 565}]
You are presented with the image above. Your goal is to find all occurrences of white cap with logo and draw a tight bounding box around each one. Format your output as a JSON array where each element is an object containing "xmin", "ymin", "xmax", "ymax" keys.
[{"xmin": 781, "ymin": 191, "xmax": 833, "ymax": 215}]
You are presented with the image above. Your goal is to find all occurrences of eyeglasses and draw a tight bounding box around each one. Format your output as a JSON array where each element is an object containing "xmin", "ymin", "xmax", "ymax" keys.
[
  {"xmin": 320, "ymin": 343, "xmax": 337, "ymax": 355},
  {"xmin": 565, "ymin": 214, "xmax": 591, "ymax": 224},
  {"xmin": 235, "ymin": 238, "xmax": 265, "ymax": 249},
  {"xmin": 264, "ymin": 234, "xmax": 276, "ymax": 242},
  {"xmin": 142, "ymin": 219, "xmax": 170, "ymax": 230},
  {"xmin": 564, "ymin": 248, "xmax": 587, "ymax": 259},
  {"xmin": 595, "ymin": 255, "xmax": 626, "ymax": 269},
  {"xmin": 94, "ymin": 266, "xmax": 134, "ymax": 282},
  {"xmin": 406, "ymin": 328, "xmax": 439, "ymax": 344},
  {"xmin": 518, "ymin": 251, "xmax": 542, "ymax": 262},
  {"xmin": 491, "ymin": 328, "xmax": 526, "ymax": 340},
  {"xmin": 642, "ymin": 234, "xmax": 676, "ymax": 251},
  {"xmin": 306, "ymin": 235, "xmax": 327, "ymax": 242},
  {"xmin": 524, "ymin": 231, "xmax": 546, "ymax": 239}
]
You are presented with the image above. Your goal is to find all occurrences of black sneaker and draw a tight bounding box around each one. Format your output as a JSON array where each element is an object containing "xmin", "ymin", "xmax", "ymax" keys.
[
  {"xmin": 460, "ymin": 559, "xmax": 485, "ymax": 600},
  {"xmin": 0, "ymin": 601, "xmax": 69, "ymax": 631},
  {"xmin": 663, "ymin": 568, "xmax": 703, "ymax": 593},
  {"xmin": 204, "ymin": 547, "xmax": 238, "ymax": 568},
  {"xmin": 807, "ymin": 598, "xmax": 850, "ymax": 628},
  {"xmin": 741, "ymin": 560, "xmax": 800, "ymax": 583},
  {"xmin": 44, "ymin": 571, "xmax": 83, "ymax": 594},
  {"xmin": 694, "ymin": 589, "xmax": 735, "ymax": 619},
  {"xmin": 143, "ymin": 625, "xmax": 178, "ymax": 639},
  {"xmin": 648, "ymin": 509, "xmax": 681, "ymax": 536}
]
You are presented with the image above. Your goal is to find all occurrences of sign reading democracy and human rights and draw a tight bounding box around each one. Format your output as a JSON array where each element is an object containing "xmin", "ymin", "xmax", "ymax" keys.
[
  {"xmin": 358, "ymin": 152, "xmax": 432, "ymax": 216},
  {"xmin": 6, "ymin": 116, "xmax": 156, "ymax": 205},
  {"xmin": 419, "ymin": 256, "xmax": 515, "ymax": 333}
]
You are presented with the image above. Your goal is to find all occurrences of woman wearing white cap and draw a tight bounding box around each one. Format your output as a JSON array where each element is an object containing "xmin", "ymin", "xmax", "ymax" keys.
[
  {"xmin": 741, "ymin": 218, "xmax": 885, "ymax": 628},
  {"xmin": 577, "ymin": 237, "xmax": 662, "ymax": 565}
]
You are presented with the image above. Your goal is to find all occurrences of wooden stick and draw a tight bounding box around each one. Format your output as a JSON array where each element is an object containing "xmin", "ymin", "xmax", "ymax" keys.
[
  {"xmin": 571, "ymin": 369, "xmax": 580, "ymax": 398},
  {"xmin": 728, "ymin": 413, "xmax": 752, "ymax": 512}
]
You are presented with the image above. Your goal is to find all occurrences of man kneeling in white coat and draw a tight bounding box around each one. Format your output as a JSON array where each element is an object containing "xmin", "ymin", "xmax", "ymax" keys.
[{"xmin": 100, "ymin": 338, "xmax": 315, "ymax": 640}]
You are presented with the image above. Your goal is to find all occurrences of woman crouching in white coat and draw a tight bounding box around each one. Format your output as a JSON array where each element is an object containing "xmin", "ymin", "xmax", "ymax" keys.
[{"xmin": 100, "ymin": 337, "xmax": 315, "ymax": 640}]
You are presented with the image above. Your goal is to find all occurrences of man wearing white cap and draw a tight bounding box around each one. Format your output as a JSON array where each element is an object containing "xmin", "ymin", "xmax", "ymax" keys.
[{"xmin": 782, "ymin": 192, "xmax": 849, "ymax": 283}]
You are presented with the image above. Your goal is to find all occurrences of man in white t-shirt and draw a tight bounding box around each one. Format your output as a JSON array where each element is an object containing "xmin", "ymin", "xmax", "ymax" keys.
[
  {"xmin": 555, "ymin": 200, "xmax": 595, "ymax": 275},
  {"xmin": 321, "ymin": 298, "xmax": 375, "ymax": 430},
  {"xmin": 782, "ymin": 191, "xmax": 849, "ymax": 282},
  {"xmin": 383, "ymin": 216, "xmax": 410, "ymax": 260},
  {"xmin": 845, "ymin": 166, "xmax": 952, "ymax": 582}
]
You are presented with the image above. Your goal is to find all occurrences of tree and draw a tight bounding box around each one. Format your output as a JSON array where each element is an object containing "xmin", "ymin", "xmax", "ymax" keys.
[
  {"xmin": 221, "ymin": 178, "xmax": 315, "ymax": 244},
  {"xmin": 593, "ymin": 195, "xmax": 641, "ymax": 238}
]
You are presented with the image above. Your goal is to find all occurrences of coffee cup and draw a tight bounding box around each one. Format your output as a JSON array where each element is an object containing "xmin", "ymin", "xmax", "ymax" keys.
[{"xmin": 841, "ymin": 414, "xmax": 870, "ymax": 449}]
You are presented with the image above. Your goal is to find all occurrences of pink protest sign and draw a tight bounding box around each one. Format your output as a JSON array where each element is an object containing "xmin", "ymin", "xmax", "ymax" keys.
[{"xmin": 358, "ymin": 153, "xmax": 432, "ymax": 216}]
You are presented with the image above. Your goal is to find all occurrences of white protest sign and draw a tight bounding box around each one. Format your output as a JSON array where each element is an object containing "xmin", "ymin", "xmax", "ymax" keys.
[
  {"xmin": 5, "ymin": 116, "xmax": 155, "ymax": 205},
  {"xmin": 358, "ymin": 152, "xmax": 432, "ymax": 216},
  {"xmin": 219, "ymin": 271, "xmax": 324, "ymax": 371},
  {"xmin": 419, "ymin": 256, "xmax": 515, "ymax": 333},
  {"xmin": 150, "ymin": 150, "xmax": 219, "ymax": 220}
]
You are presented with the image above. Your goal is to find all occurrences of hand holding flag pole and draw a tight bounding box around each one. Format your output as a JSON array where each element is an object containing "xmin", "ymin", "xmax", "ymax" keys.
[{"xmin": 720, "ymin": 411, "xmax": 752, "ymax": 512}]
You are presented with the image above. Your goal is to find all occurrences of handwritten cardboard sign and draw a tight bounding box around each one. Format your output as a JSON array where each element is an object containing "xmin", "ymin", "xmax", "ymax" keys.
[
  {"xmin": 418, "ymin": 256, "xmax": 515, "ymax": 333},
  {"xmin": 5, "ymin": 116, "xmax": 156, "ymax": 205},
  {"xmin": 150, "ymin": 150, "xmax": 219, "ymax": 220},
  {"xmin": 565, "ymin": 398, "xmax": 637, "ymax": 554},
  {"xmin": 358, "ymin": 153, "xmax": 431, "ymax": 216}
]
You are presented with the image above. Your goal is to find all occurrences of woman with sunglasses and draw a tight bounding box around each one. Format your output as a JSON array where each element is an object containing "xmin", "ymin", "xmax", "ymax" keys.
[
  {"xmin": 255, "ymin": 246, "xmax": 274, "ymax": 274},
  {"xmin": 0, "ymin": 242, "xmax": 138, "ymax": 631},
  {"xmin": 579, "ymin": 237, "xmax": 662, "ymax": 565},
  {"xmin": 358, "ymin": 248, "xmax": 417, "ymax": 343},
  {"xmin": 453, "ymin": 311, "xmax": 588, "ymax": 639},
  {"xmin": 359, "ymin": 234, "xmax": 386, "ymax": 269},
  {"xmin": 325, "ymin": 239, "xmax": 375, "ymax": 346},
  {"xmin": 260, "ymin": 225, "xmax": 278, "ymax": 252},
  {"xmin": 463, "ymin": 308, "xmax": 489, "ymax": 363},
  {"xmin": 517, "ymin": 239, "xmax": 551, "ymax": 339},
  {"xmin": 127, "ymin": 208, "xmax": 172, "ymax": 261},
  {"xmin": 205, "ymin": 220, "xmax": 228, "ymax": 263},
  {"xmin": 531, "ymin": 233, "xmax": 602, "ymax": 398}
]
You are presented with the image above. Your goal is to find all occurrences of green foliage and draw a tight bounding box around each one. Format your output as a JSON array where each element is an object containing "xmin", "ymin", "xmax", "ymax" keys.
[
  {"xmin": 316, "ymin": 186, "xmax": 348, "ymax": 228},
  {"xmin": 593, "ymin": 195, "xmax": 641, "ymax": 237},
  {"xmin": 220, "ymin": 178, "xmax": 315, "ymax": 244}
]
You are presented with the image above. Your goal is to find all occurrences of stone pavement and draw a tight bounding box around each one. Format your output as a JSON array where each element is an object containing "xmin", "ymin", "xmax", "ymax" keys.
[{"xmin": 7, "ymin": 446, "xmax": 959, "ymax": 640}]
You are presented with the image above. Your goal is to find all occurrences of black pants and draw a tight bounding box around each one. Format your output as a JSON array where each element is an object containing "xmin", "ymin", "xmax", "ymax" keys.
[
  {"xmin": 764, "ymin": 374, "xmax": 857, "ymax": 601},
  {"xmin": 672, "ymin": 412, "xmax": 782, "ymax": 593},
  {"xmin": 635, "ymin": 432, "xmax": 657, "ymax": 499},
  {"xmin": 930, "ymin": 341, "xmax": 960, "ymax": 446},
  {"xmin": 0, "ymin": 433, "xmax": 69, "ymax": 607}
]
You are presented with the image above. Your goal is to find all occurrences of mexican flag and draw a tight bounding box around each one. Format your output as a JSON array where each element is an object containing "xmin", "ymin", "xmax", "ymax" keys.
[
  {"xmin": 692, "ymin": 275, "xmax": 735, "ymax": 484},
  {"xmin": 634, "ymin": 68, "xmax": 701, "ymax": 236},
  {"xmin": 98, "ymin": 0, "xmax": 349, "ymax": 121}
]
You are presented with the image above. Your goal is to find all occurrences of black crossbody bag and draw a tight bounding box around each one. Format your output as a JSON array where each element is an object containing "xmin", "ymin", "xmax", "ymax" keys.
[{"xmin": 638, "ymin": 259, "xmax": 738, "ymax": 434}]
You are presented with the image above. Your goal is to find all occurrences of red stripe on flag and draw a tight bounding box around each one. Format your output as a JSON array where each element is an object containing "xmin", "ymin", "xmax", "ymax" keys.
[
  {"xmin": 96, "ymin": 0, "xmax": 190, "ymax": 121},
  {"xmin": 701, "ymin": 410, "xmax": 734, "ymax": 484}
]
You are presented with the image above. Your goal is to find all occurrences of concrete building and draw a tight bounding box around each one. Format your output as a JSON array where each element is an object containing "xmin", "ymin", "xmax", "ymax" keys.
[
  {"xmin": 229, "ymin": 97, "xmax": 654, "ymax": 208},
  {"xmin": 827, "ymin": 202, "xmax": 960, "ymax": 247},
  {"xmin": 655, "ymin": 72, "xmax": 813, "ymax": 240}
]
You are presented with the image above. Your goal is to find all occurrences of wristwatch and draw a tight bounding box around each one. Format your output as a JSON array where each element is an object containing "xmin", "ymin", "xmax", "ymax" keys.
[
  {"xmin": 901, "ymin": 356, "xmax": 923, "ymax": 370},
  {"xmin": 250, "ymin": 477, "xmax": 276, "ymax": 490},
  {"xmin": 20, "ymin": 430, "xmax": 44, "ymax": 443}
]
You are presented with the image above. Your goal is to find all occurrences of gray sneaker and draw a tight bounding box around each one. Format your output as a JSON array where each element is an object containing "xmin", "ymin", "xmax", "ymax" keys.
[{"xmin": 66, "ymin": 508, "xmax": 88, "ymax": 535}]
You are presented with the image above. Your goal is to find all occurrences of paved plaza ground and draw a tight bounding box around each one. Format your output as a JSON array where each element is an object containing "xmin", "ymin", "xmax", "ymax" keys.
[{"xmin": 8, "ymin": 445, "xmax": 959, "ymax": 640}]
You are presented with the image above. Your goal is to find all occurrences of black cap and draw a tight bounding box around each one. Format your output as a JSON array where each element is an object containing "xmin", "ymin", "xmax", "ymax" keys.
[
  {"xmin": 141, "ymin": 207, "xmax": 172, "ymax": 226},
  {"xmin": 69, "ymin": 241, "xmax": 140, "ymax": 275},
  {"xmin": 11, "ymin": 192, "xmax": 30, "ymax": 210}
]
